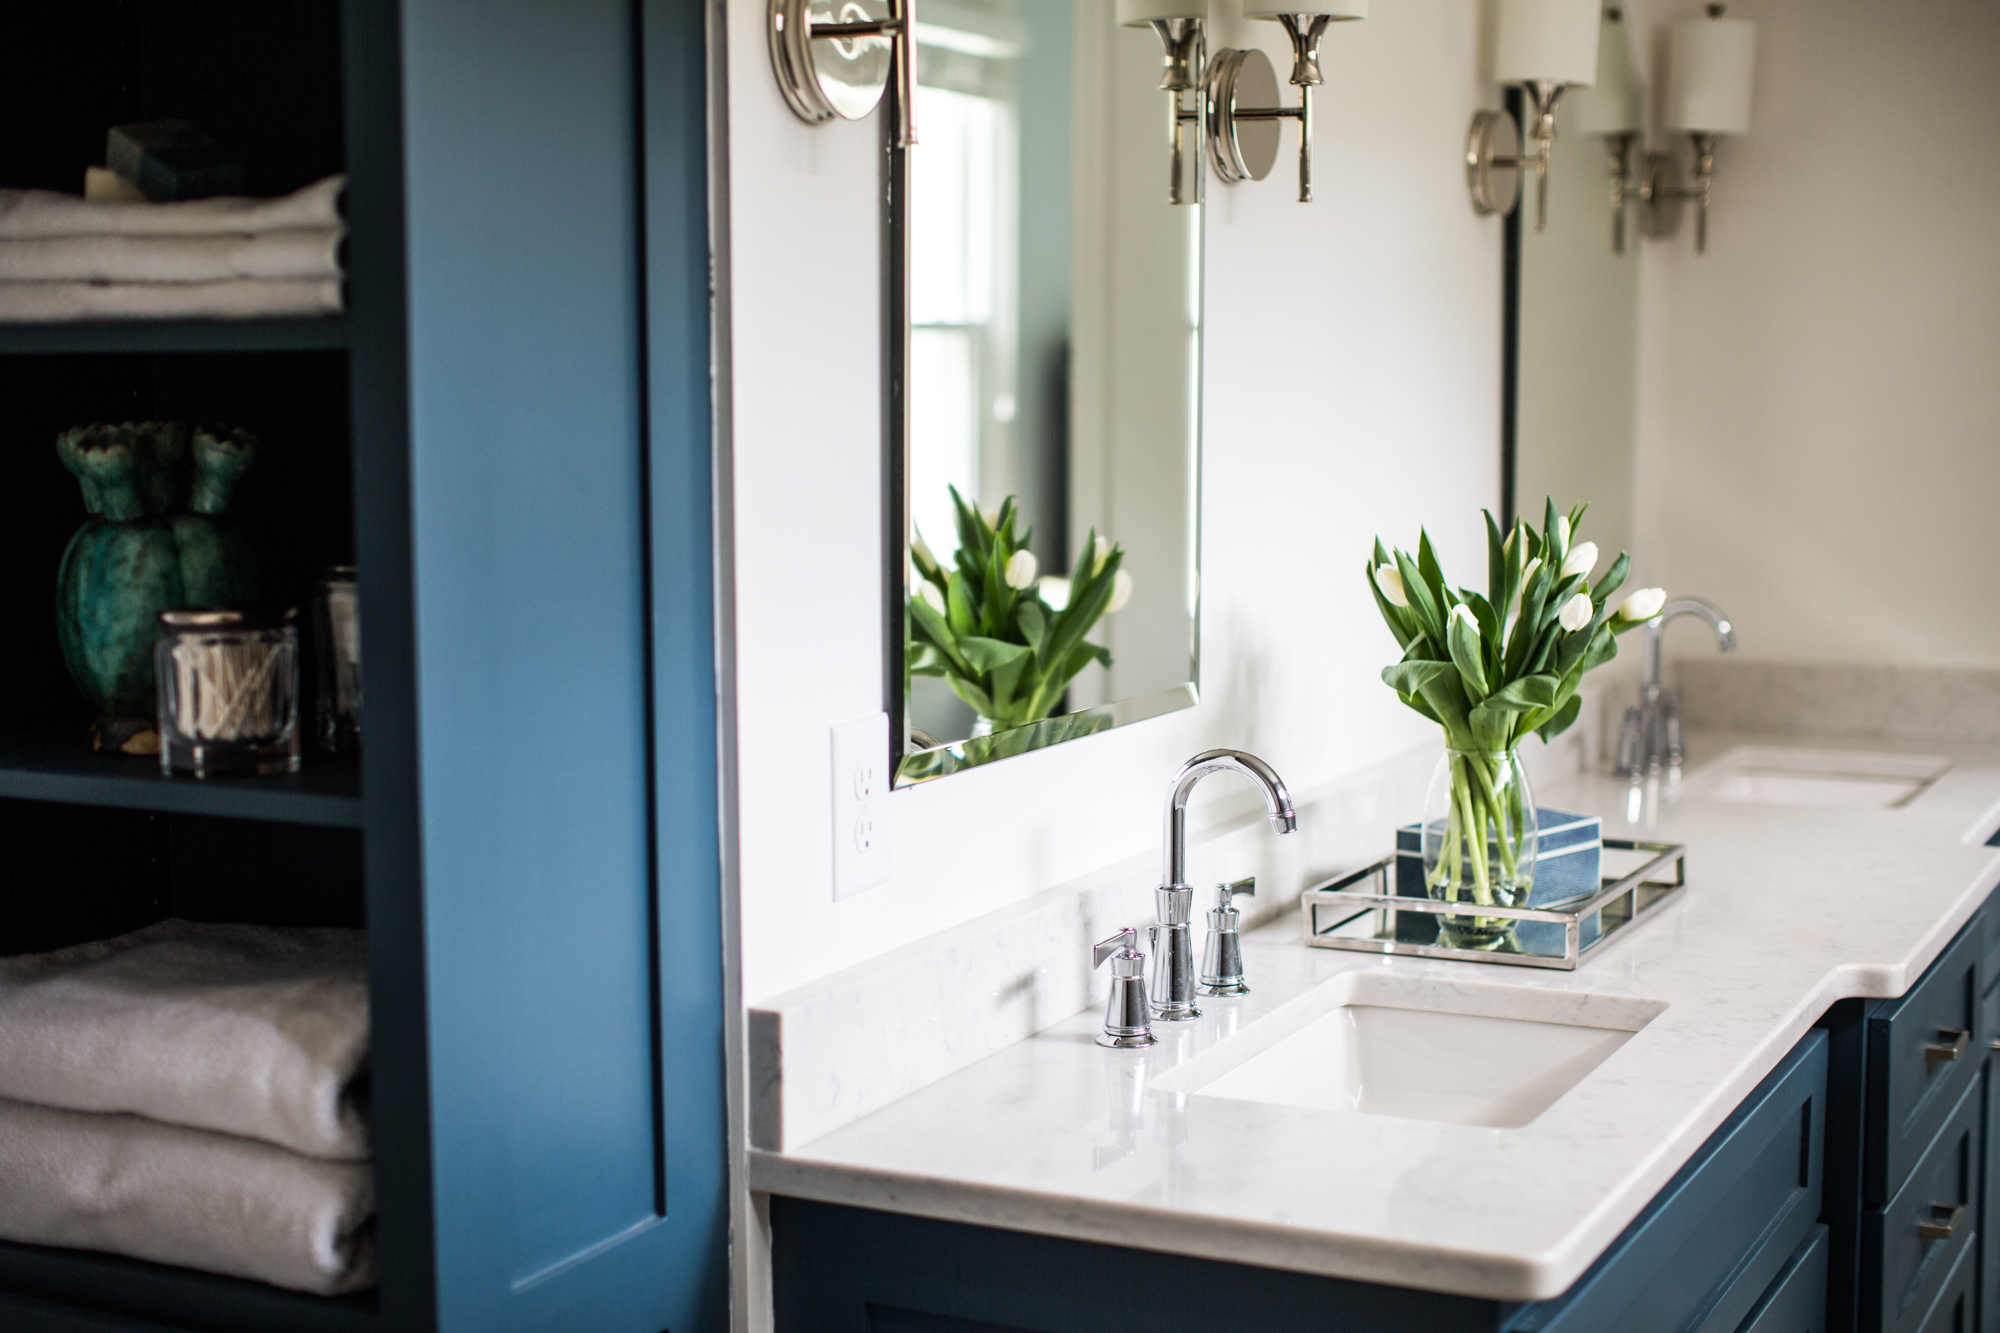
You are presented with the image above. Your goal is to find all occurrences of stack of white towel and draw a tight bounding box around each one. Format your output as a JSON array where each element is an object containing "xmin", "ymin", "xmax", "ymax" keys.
[
  {"xmin": 0, "ymin": 174, "xmax": 346, "ymax": 322},
  {"xmin": 0, "ymin": 920, "xmax": 375, "ymax": 1294}
]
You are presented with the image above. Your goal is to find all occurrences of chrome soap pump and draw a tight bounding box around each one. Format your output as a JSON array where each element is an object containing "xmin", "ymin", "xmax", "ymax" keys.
[
  {"xmin": 1092, "ymin": 928, "xmax": 1155, "ymax": 1049},
  {"xmin": 1198, "ymin": 877, "xmax": 1256, "ymax": 996}
]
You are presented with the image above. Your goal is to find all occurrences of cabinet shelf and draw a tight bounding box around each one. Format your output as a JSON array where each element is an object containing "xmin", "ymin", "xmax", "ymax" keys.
[
  {"xmin": 0, "ymin": 318, "xmax": 349, "ymax": 357},
  {"xmin": 0, "ymin": 732, "xmax": 361, "ymax": 827},
  {"xmin": 0, "ymin": 1239, "xmax": 376, "ymax": 1333}
]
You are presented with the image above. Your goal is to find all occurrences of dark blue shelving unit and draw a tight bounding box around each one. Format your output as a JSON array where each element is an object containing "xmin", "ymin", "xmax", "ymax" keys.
[
  {"xmin": 0, "ymin": 318, "xmax": 348, "ymax": 356},
  {"xmin": 0, "ymin": 0, "xmax": 729, "ymax": 1329},
  {"xmin": 0, "ymin": 733, "xmax": 362, "ymax": 826}
]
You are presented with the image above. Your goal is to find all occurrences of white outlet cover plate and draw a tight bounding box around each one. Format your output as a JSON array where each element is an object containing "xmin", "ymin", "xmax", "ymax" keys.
[{"xmin": 831, "ymin": 712, "xmax": 892, "ymax": 900}]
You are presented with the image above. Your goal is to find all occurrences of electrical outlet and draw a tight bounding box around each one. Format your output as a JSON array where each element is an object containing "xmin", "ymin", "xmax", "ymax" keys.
[{"xmin": 831, "ymin": 712, "xmax": 891, "ymax": 900}]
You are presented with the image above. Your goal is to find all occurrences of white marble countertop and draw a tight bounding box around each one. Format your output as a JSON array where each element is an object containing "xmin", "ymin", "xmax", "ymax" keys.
[{"xmin": 749, "ymin": 733, "xmax": 2000, "ymax": 1300}]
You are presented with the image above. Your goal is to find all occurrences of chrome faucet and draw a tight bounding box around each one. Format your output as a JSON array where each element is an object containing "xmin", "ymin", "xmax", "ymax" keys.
[
  {"xmin": 1152, "ymin": 750, "xmax": 1297, "ymax": 1021},
  {"xmin": 1616, "ymin": 598, "xmax": 1736, "ymax": 777}
]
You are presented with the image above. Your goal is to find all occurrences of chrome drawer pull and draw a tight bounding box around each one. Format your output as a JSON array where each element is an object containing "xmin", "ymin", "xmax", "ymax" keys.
[
  {"xmin": 1925, "ymin": 1029, "xmax": 1971, "ymax": 1063},
  {"xmin": 1918, "ymin": 1204, "xmax": 1965, "ymax": 1242}
]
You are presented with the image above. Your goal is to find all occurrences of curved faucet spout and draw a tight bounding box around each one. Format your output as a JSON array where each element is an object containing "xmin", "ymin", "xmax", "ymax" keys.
[
  {"xmin": 1644, "ymin": 597, "xmax": 1737, "ymax": 696},
  {"xmin": 1161, "ymin": 749, "xmax": 1297, "ymax": 890}
]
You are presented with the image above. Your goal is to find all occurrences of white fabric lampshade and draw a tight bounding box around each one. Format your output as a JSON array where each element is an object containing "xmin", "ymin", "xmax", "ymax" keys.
[
  {"xmin": 1666, "ymin": 13, "xmax": 1756, "ymax": 133},
  {"xmin": 1494, "ymin": 0, "xmax": 1601, "ymax": 86},
  {"xmin": 1245, "ymin": 0, "xmax": 1366, "ymax": 19},
  {"xmin": 1568, "ymin": 9, "xmax": 1643, "ymax": 133},
  {"xmin": 1116, "ymin": 0, "xmax": 1206, "ymax": 26}
]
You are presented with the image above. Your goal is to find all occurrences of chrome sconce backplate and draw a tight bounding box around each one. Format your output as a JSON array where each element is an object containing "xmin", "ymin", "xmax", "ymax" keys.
[
  {"xmin": 769, "ymin": 0, "xmax": 917, "ymax": 145},
  {"xmin": 1205, "ymin": 48, "xmax": 1283, "ymax": 186},
  {"xmin": 1465, "ymin": 107, "xmax": 1523, "ymax": 217}
]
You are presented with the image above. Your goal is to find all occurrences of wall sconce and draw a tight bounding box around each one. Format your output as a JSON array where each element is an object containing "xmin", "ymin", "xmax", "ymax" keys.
[
  {"xmin": 769, "ymin": 0, "xmax": 918, "ymax": 147},
  {"xmin": 1465, "ymin": 0, "xmax": 1602, "ymax": 232},
  {"xmin": 1564, "ymin": 5, "xmax": 1644, "ymax": 252},
  {"xmin": 1120, "ymin": 0, "xmax": 1210, "ymax": 205},
  {"xmin": 1642, "ymin": 4, "xmax": 1756, "ymax": 254},
  {"xmin": 1206, "ymin": 4, "xmax": 1365, "ymax": 203},
  {"xmin": 1124, "ymin": 0, "xmax": 1363, "ymax": 205}
]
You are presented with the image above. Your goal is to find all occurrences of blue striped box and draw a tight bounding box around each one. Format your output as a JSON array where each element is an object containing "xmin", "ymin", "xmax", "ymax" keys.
[{"xmin": 1394, "ymin": 808, "xmax": 1603, "ymax": 956}]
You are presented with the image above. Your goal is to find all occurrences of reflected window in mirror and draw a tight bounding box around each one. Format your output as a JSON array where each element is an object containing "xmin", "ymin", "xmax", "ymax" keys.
[{"xmin": 897, "ymin": 0, "xmax": 1202, "ymax": 784}]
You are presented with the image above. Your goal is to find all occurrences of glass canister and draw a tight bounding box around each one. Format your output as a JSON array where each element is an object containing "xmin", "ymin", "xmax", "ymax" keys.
[
  {"xmin": 314, "ymin": 566, "xmax": 361, "ymax": 752},
  {"xmin": 154, "ymin": 609, "xmax": 301, "ymax": 778}
]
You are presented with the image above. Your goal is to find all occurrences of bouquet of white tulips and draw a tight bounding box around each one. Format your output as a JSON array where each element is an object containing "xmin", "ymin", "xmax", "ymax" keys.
[
  {"xmin": 909, "ymin": 487, "xmax": 1131, "ymax": 735},
  {"xmin": 1367, "ymin": 501, "xmax": 1665, "ymax": 931}
]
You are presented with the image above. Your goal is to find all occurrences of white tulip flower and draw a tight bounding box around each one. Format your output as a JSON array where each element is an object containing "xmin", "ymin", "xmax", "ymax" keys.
[
  {"xmin": 1004, "ymin": 549, "xmax": 1039, "ymax": 589},
  {"xmin": 1092, "ymin": 535, "xmax": 1112, "ymax": 576},
  {"xmin": 1615, "ymin": 587, "xmax": 1667, "ymax": 622},
  {"xmin": 1037, "ymin": 575, "xmax": 1071, "ymax": 611},
  {"xmin": 1559, "ymin": 542, "xmax": 1598, "ymax": 581},
  {"xmin": 1520, "ymin": 556, "xmax": 1541, "ymax": 592},
  {"xmin": 1373, "ymin": 563, "xmax": 1409, "ymax": 608},
  {"xmin": 1554, "ymin": 514, "xmax": 1571, "ymax": 550},
  {"xmin": 918, "ymin": 582, "xmax": 946, "ymax": 613},
  {"xmin": 1107, "ymin": 569, "xmax": 1134, "ymax": 613},
  {"xmin": 1557, "ymin": 592, "xmax": 1594, "ymax": 632},
  {"xmin": 1450, "ymin": 603, "xmax": 1480, "ymax": 635}
]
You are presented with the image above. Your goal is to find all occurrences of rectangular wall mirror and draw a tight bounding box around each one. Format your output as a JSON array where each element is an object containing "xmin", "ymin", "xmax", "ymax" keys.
[
  {"xmin": 893, "ymin": 0, "xmax": 1203, "ymax": 785},
  {"xmin": 1508, "ymin": 14, "xmax": 1640, "ymax": 558}
]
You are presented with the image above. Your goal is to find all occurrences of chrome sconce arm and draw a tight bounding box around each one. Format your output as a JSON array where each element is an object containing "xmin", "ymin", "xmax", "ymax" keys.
[
  {"xmin": 1640, "ymin": 133, "xmax": 1721, "ymax": 254},
  {"xmin": 1466, "ymin": 78, "xmax": 1574, "ymax": 233},
  {"xmin": 769, "ymin": 0, "xmax": 918, "ymax": 147},
  {"xmin": 1142, "ymin": 18, "xmax": 1208, "ymax": 206},
  {"xmin": 1206, "ymin": 11, "xmax": 1357, "ymax": 203}
]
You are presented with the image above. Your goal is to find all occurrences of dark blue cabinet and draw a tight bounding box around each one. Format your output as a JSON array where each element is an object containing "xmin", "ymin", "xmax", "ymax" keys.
[
  {"xmin": 771, "ymin": 1029, "xmax": 1834, "ymax": 1333},
  {"xmin": 0, "ymin": 1, "xmax": 727, "ymax": 1330}
]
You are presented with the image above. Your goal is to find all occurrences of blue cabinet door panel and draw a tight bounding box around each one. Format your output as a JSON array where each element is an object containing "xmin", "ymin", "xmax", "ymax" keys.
[{"xmin": 401, "ymin": 0, "xmax": 723, "ymax": 1327}]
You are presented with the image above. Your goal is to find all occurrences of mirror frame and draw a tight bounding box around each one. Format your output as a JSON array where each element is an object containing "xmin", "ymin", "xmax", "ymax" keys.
[{"xmin": 883, "ymin": 22, "xmax": 1205, "ymax": 786}]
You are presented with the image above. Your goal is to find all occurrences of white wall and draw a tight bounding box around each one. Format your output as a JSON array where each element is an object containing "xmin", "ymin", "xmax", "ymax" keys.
[
  {"xmin": 1630, "ymin": 0, "xmax": 2000, "ymax": 669},
  {"xmin": 725, "ymin": 0, "xmax": 1509, "ymax": 1010}
]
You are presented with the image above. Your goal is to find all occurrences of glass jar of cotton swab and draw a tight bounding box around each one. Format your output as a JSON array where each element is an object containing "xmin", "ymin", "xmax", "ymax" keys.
[{"xmin": 154, "ymin": 609, "xmax": 301, "ymax": 778}]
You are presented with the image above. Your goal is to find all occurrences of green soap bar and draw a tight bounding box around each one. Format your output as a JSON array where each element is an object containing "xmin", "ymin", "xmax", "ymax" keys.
[{"xmin": 106, "ymin": 120, "xmax": 248, "ymax": 201}]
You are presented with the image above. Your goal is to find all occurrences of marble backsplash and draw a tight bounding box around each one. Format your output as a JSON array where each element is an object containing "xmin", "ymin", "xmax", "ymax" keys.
[{"xmin": 1673, "ymin": 660, "xmax": 2000, "ymax": 746}]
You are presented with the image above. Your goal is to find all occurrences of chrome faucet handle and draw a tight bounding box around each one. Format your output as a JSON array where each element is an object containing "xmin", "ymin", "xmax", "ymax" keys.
[
  {"xmin": 1199, "ymin": 877, "xmax": 1256, "ymax": 997},
  {"xmin": 1212, "ymin": 876, "xmax": 1255, "ymax": 912},
  {"xmin": 1094, "ymin": 929, "xmax": 1156, "ymax": 1049}
]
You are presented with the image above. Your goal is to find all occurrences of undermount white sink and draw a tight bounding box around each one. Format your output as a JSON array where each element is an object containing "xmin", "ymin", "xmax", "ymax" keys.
[
  {"xmin": 1683, "ymin": 745, "xmax": 1949, "ymax": 811},
  {"xmin": 1162, "ymin": 974, "xmax": 1665, "ymax": 1129}
]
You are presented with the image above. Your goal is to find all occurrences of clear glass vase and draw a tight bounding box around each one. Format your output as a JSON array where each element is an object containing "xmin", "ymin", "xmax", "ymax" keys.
[{"xmin": 1420, "ymin": 748, "xmax": 1539, "ymax": 951}]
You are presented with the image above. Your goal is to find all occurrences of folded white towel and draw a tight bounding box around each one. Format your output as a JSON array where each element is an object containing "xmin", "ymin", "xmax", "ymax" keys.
[
  {"xmin": 0, "ymin": 278, "xmax": 342, "ymax": 322},
  {"xmin": 0, "ymin": 228, "xmax": 343, "ymax": 284},
  {"xmin": 0, "ymin": 1098, "xmax": 375, "ymax": 1296},
  {"xmin": 0, "ymin": 175, "xmax": 345, "ymax": 240},
  {"xmin": 0, "ymin": 921, "xmax": 368, "ymax": 1161}
]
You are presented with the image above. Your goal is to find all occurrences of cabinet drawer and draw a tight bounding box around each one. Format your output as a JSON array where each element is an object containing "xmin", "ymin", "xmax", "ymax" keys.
[
  {"xmin": 1867, "ymin": 917, "xmax": 1985, "ymax": 1204},
  {"xmin": 1865, "ymin": 1073, "xmax": 1980, "ymax": 1333},
  {"xmin": 1513, "ymin": 1032, "xmax": 1825, "ymax": 1333},
  {"xmin": 1911, "ymin": 1229, "xmax": 1976, "ymax": 1333},
  {"xmin": 1739, "ymin": 1225, "xmax": 1828, "ymax": 1333}
]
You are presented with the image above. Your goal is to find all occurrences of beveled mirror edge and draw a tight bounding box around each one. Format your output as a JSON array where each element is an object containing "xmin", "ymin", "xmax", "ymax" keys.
[{"xmin": 893, "ymin": 682, "xmax": 1201, "ymax": 787}]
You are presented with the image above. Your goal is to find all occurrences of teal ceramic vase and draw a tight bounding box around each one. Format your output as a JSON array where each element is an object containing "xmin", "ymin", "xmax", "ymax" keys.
[{"xmin": 55, "ymin": 423, "xmax": 261, "ymax": 753}]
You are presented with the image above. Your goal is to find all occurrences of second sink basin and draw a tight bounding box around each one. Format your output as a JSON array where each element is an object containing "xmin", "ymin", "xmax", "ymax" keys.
[
  {"xmin": 1164, "ymin": 973, "xmax": 1665, "ymax": 1129},
  {"xmin": 1683, "ymin": 745, "xmax": 1949, "ymax": 810}
]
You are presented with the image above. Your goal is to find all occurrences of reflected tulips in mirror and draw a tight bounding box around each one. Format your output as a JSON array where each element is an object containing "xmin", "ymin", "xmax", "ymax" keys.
[{"xmin": 908, "ymin": 487, "xmax": 1129, "ymax": 743}]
